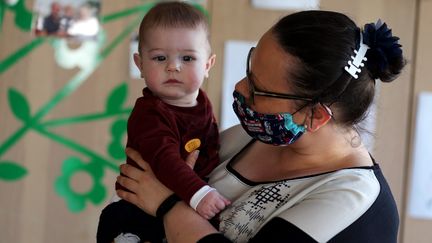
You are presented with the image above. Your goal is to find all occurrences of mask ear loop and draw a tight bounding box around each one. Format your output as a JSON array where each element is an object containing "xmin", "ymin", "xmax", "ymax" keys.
[
  {"xmin": 308, "ymin": 105, "xmax": 314, "ymax": 129},
  {"xmin": 321, "ymin": 102, "xmax": 335, "ymax": 124},
  {"xmin": 321, "ymin": 103, "xmax": 333, "ymax": 116},
  {"xmin": 316, "ymin": 103, "xmax": 335, "ymax": 130},
  {"xmin": 304, "ymin": 102, "xmax": 334, "ymax": 130},
  {"xmin": 292, "ymin": 98, "xmax": 333, "ymax": 130},
  {"xmin": 292, "ymin": 101, "xmax": 313, "ymax": 130}
]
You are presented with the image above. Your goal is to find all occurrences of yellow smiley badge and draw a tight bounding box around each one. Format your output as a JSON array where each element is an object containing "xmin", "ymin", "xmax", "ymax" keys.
[{"xmin": 185, "ymin": 138, "xmax": 201, "ymax": 152}]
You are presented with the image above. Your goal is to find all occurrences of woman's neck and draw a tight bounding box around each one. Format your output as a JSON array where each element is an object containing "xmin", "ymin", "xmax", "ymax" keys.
[
  {"xmin": 232, "ymin": 124, "xmax": 372, "ymax": 182},
  {"xmin": 278, "ymin": 125, "xmax": 371, "ymax": 172}
]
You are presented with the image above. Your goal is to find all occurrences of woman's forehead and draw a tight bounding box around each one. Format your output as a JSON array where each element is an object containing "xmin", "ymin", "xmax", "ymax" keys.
[
  {"xmin": 254, "ymin": 33, "xmax": 296, "ymax": 73},
  {"xmin": 251, "ymin": 32, "xmax": 300, "ymax": 93}
]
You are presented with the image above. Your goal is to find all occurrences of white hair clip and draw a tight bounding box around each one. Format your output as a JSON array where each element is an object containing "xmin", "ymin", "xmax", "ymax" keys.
[{"xmin": 344, "ymin": 33, "xmax": 370, "ymax": 79}]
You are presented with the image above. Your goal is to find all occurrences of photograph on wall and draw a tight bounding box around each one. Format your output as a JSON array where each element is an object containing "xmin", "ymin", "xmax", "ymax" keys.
[
  {"xmin": 33, "ymin": 0, "xmax": 101, "ymax": 41},
  {"xmin": 251, "ymin": 0, "xmax": 320, "ymax": 10}
]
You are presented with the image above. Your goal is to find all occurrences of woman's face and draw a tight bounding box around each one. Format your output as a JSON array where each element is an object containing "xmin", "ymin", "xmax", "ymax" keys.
[{"xmin": 235, "ymin": 31, "xmax": 306, "ymax": 123}]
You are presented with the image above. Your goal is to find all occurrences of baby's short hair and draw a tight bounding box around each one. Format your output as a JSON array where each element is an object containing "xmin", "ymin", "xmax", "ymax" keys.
[{"xmin": 138, "ymin": 1, "xmax": 210, "ymax": 53}]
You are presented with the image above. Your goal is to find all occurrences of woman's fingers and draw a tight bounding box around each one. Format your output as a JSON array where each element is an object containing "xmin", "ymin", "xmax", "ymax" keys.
[
  {"xmin": 116, "ymin": 148, "xmax": 176, "ymax": 216},
  {"xmin": 125, "ymin": 147, "xmax": 151, "ymax": 171},
  {"xmin": 119, "ymin": 163, "xmax": 145, "ymax": 181},
  {"xmin": 116, "ymin": 189, "xmax": 139, "ymax": 207},
  {"xmin": 117, "ymin": 174, "xmax": 139, "ymax": 192}
]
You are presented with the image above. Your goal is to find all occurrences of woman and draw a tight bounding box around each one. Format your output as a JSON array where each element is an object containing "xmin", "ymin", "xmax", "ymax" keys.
[{"xmin": 116, "ymin": 10, "xmax": 405, "ymax": 243}]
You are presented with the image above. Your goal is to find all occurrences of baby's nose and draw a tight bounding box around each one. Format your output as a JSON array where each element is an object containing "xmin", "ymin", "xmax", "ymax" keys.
[{"xmin": 166, "ymin": 60, "xmax": 181, "ymax": 72}]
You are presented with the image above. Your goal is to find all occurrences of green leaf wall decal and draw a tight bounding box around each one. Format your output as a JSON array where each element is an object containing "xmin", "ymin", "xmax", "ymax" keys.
[
  {"xmin": 0, "ymin": 161, "xmax": 28, "ymax": 180},
  {"xmin": 0, "ymin": 0, "xmax": 33, "ymax": 32},
  {"xmin": 8, "ymin": 88, "xmax": 31, "ymax": 121},
  {"xmin": 106, "ymin": 83, "xmax": 128, "ymax": 112}
]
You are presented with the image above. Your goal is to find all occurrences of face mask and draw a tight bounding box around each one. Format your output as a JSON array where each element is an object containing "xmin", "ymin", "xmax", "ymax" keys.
[{"xmin": 232, "ymin": 90, "xmax": 306, "ymax": 145}]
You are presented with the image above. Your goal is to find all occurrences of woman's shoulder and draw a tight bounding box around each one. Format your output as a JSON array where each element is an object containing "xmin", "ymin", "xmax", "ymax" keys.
[
  {"xmin": 218, "ymin": 125, "xmax": 252, "ymax": 162},
  {"xmin": 216, "ymin": 165, "xmax": 382, "ymax": 242},
  {"xmin": 277, "ymin": 164, "xmax": 397, "ymax": 242},
  {"xmin": 275, "ymin": 166, "xmax": 382, "ymax": 241}
]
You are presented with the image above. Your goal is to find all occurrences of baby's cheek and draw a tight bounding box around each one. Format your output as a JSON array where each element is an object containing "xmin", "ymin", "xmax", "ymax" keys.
[{"xmin": 188, "ymin": 74, "xmax": 205, "ymax": 89}]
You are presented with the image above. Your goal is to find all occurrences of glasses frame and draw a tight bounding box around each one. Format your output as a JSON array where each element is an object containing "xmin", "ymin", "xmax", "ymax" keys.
[{"xmin": 246, "ymin": 47, "xmax": 314, "ymax": 104}]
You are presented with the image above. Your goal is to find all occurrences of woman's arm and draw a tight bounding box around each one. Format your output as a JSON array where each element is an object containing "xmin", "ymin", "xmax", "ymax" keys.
[
  {"xmin": 117, "ymin": 148, "xmax": 221, "ymax": 243},
  {"xmin": 163, "ymin": 201, "xmax": 219, "ymax": 242},
  {"xmin": 117, "ymin": 148, "xmax": 316, "ymax": 243}
]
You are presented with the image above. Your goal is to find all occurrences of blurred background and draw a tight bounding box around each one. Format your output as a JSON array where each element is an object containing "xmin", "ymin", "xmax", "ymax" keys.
[{"xmin": 0, "ymin": 0, "xmax": 431, "ymax": 242}]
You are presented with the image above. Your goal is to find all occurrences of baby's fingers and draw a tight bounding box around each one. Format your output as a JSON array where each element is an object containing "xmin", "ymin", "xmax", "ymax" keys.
[
  {"xmin": 214, "ymin": 199, "xmax": 227, "ymax": 211},
  {"xmin": 204, "ymin": 212, "xmax": 215, "ymax": 220},
  {"xmin": 223, "ymin": 197, "xmax": 231, "ymax": 206}
]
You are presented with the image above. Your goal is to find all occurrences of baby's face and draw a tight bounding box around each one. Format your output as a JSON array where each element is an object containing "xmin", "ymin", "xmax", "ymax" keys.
[{"xmin": 134, "ymin": 27, "xmax": 214, "ymax": 107}]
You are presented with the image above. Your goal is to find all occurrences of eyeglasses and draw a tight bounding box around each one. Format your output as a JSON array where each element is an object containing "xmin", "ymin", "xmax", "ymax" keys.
[{"xmin": 246, "ymin": 47, "xmax": 313, "ymax": 104}]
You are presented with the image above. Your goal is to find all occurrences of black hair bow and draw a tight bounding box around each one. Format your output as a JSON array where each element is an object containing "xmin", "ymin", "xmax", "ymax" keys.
[{"xmin": 362, "ymin": 20, "xmax": 403, "ymax": 76}]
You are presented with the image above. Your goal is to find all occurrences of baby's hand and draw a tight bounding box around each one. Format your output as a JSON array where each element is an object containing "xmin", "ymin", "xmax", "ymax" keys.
[{"xmin": 196, "ymin": 190, "xmax": 230, "ymax": 219}]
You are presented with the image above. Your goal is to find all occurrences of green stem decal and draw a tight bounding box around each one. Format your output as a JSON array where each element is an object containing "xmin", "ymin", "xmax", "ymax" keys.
[
  {"xmin": 33, "ymin": 125, "xmax": 119, "ymax": 171},
  {"xmin": 0, "ymin": 38, "xmax": 45, "ymax": 74},
  {"xmin": 0, "ymin": 1, "xmax": 209, "ymax": 213}
]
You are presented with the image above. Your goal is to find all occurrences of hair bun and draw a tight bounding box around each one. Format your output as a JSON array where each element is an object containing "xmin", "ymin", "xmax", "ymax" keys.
[{"xmin": 362, "ymin": 20, "xmax": 405, "ymax": 82}]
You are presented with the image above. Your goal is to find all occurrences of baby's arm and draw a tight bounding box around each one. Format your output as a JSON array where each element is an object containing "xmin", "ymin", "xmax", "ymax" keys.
[{"xmin": 190, "ymin": 185, "xmax": 230, "ymax": 219}]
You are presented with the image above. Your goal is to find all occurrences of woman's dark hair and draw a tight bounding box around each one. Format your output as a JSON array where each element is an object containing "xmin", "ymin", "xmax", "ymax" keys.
[{"xmin": 271, "ymin": 10, "xmax": 406, "ymax": 127}]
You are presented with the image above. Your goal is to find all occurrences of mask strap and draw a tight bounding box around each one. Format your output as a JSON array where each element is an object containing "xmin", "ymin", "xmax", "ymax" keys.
[
  {"xmin": 292, "ymin": 101, "xmax": 312, "ymax": 130},
  {"xmin": 292, "ymin": 101, "xmax": 310, "ymax": 115},
  {"xmin": 293, "ymin": 99, "xmax": 333, "ymax": 130},
  {"xmin": 307, "ymin": 103, "xmax": 334, "ymax": 130},
  {"xmin": 321, "ymin": 103, "xmax": 333, "ymax": 117},
  {"xmin": 310, "ymin": 106, "xmax": 315, "ymax": 129}
]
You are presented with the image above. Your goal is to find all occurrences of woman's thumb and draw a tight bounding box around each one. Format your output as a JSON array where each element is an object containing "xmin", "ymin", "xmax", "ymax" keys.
[{"xmin": 185, "ymin": 150, "xmax": 199, "ymax": 169}]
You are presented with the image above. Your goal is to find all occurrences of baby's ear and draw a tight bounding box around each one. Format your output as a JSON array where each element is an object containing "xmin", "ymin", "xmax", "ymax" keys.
[
  {"xmin": 204, "ymin": 54, "xmax": 216, "ymax": 78},
  {"xmin": 133, "ymin": 53, "xmax": 144, "ymax": 78},
  {"xmin": 133, "ymin": 53, "xmax": 143, "ymax": 71},
  {"xmin": 306, "ymin": 104, "xmax": 332, "ymax": 132}
]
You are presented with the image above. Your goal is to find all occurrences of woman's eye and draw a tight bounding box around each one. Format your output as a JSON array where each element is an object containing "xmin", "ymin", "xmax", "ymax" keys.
[
  {"xmin": 182, "ymin": 56, "xmax": 195, "ymax": 62},
  {"xmin": 152, "ymin": 56, "xmax": 166, "ymax": 61}
]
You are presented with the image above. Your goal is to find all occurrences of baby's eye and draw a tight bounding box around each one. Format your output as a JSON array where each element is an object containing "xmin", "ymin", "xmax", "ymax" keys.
[
  {"xmin": 182, "ymin": 55, "xmax": 195, "ymax": 62},
  {"xmin": 152, "ymin": 56, "xmax": 166, "ymax": 62}
]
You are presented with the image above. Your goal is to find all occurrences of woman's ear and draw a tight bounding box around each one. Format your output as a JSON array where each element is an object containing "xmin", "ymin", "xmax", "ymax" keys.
[{"xmin": 306, "ymin": 104, "xmax": 332, "ymax": 132}]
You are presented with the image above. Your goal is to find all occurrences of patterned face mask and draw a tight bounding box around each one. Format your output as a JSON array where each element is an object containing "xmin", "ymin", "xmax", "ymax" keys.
[{"xmin": 232, "ymin": 91, "xmax": 306, "ymax": 146}]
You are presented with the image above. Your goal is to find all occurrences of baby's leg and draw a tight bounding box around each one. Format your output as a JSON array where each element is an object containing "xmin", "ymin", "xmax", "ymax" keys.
[{"xmin": 97, "ymin": 199, "xmax": 165, "ymax": 243}]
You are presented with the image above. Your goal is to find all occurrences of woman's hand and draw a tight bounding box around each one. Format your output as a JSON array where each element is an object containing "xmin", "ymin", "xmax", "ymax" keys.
[
  {"xmin": 116, "ymin": 147, "xmax": 173, "ymax": 216},
  {"xmin": 116, "ymin": 148, "xmax": 200, "ymax": 216}
]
